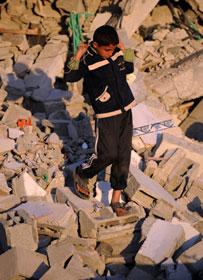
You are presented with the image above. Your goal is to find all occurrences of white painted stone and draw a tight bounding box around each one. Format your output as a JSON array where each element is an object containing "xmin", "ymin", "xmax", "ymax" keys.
[
  {"xmin": 90, "ymin": 12, "xmax": 112, "ymax": 33},
  {"xmin": 8, "ymin": 128, "xmax": 24, "ymax": 139},
  {"xmin": 13, "ymin": 171, "xmax": 46, "ymax": 198}
]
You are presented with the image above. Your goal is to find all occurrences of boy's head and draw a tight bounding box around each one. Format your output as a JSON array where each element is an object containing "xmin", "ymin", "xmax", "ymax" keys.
[{"xmin": 93, "ymin": 25, "xmax": 119, "ymax": 59}]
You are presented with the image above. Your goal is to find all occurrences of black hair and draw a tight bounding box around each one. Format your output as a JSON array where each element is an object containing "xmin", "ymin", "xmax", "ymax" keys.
[{"xmin": 93, "ymin": 25, "xmax": 119, "ymax": 46}]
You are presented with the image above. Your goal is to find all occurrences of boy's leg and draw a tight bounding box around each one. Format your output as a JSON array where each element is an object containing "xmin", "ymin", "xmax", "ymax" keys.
[
  {"xmin": 110, "ymin": 110, "xmax": 133, "ymax": 216},
  {"xmin": 75, "ymin": 117, "xmax": 118, "ymax": 198}
]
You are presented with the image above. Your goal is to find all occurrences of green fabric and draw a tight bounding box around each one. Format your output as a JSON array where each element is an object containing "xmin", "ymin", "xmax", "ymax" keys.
[
  {"xmin": 68, "ymin": 12, "xmax": 93, "ymax": 54},
  {"xmin": 124, "ymin": 48, "xmax": 134, "ymax": 62},
  {"xmin": 68, "ymin": 13, "xmax": 84, "ymax": 54}
]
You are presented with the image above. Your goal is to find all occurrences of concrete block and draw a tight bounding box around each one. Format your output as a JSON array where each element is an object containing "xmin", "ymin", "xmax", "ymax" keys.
[
  {"xmin": 152, "ymin": 148, "xmax": 185, "ymax": 186},
  {"xmin": 154, "ymin": 132, "xmax": 203, "ymax": 176},
  {"xmin": 0, "ymin": 194, "xmax": 20, "ymax": 212},
  {"xmin": 150, "ymin": 199, "xmax": 174, "ymax": 221},
  {"xmin": 121, "ymin": 0, "xmax": 159, "ymax": 37},
  {"xmin": 0, "ymin": 247, "xmax": 48, "ymax": 280},
  {"xmin": 0, "ymin": 173, "xmax": 10, "ymax": 195},
  {"xmin": 55, "ymin": 187, "xmax": 95, "ymax": 213},
  {"xmin": 79, "ymin": 207, "xmax": 139, "ymax": 239},
  {"xmin": 13, "ymin": 200, "xmax": 77, "ymax": 231},
  {"xmin": 47, "ymin": 239, "xmax": 75, "ymax": 266},
  {"xmin": 40, "ymin": 264, "xmax": 77, "ymax": 280},
  {"xmin": 126, "ymin": 164, "xmax": 177, "ymax": 208},
  {"xmin": 0, "ymin": 222, "xmax": 38, "ymax": 252},
  {"xmin": 76, "ymin": 246, "xmax": 105, "ymax": 275},
  {"xmin": 12, "ymin": 171, "xmax": 47, "ymax": 199},
  {"xmin": 135, "ymin": 220, "xmax": 185, "ymax": 265},
  {"xmin": 0, "ymin": 138, "xmax": 15, "ymax": 153},
  {"xmin": 90, "ymin": 12, "xmax": 112, "ymax": 32},
  {"xmin": 65, "ymin": 253, "xmax": 96, "ymax": 279},
  {"xmin": 178, "ymin": 239, "xmax": 203, "ymax": 274}
]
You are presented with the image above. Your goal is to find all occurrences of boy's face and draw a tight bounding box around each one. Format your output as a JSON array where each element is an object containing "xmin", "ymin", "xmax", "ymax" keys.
[{"xmin": 93, "ymin": 42, "xmax": 116, "ymax": 59}]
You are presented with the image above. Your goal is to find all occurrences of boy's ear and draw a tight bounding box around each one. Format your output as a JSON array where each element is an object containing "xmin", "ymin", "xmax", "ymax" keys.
[{"xmin": 93, "ymin": 42, "xmax": 98, "ymax": 49}]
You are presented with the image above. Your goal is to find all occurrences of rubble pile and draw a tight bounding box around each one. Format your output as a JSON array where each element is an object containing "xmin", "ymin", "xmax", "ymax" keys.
[{"xmin": 0, "ymin": 0, "xmax": 203, "ymax": 279}]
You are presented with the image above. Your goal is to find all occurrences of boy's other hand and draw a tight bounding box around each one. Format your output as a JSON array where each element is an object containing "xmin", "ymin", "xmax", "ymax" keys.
[{"xmin": 75, "ymin": 43, "xmax": 88, "ymax": 60}]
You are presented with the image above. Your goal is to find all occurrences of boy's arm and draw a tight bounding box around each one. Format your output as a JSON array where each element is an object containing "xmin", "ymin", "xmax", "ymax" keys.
[
  {"xmin": 64, "ymin": 43, "xmax": 88, "ymax": 82},
  {"xmin": 117, "ymin": 41, "xmax": 134, "ymax": 74},
  {"xmin": 123, "ymin": 48, "xmax": 134, "ymax": 74}
]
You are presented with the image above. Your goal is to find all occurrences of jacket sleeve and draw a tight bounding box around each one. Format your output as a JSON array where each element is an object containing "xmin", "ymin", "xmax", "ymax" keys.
[
  {"xmin": 63, "ymin": 58, "xmax": 83, "ymax": 82},
  {"xmin": 124, "ymin": 48, "xmax": 134, "ymax": 74}
]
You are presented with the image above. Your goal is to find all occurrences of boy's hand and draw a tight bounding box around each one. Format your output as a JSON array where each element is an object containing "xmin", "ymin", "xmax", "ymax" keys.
[
  {"xmin": 117, "ymin": 40, "xmax": 125, "ymax": 51},
  {"xmin": 75, "ymin": 43, "xmax": 88, "ymax": 60}
]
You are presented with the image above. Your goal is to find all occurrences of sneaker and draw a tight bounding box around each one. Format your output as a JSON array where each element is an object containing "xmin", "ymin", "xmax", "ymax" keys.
[
  {"xmin": 110, "ymin": 202, "xmax": 131, "ymax": 217},
  {"xmin": 73, "ymin": 172, "xmax": 90, "ymax": 199}
]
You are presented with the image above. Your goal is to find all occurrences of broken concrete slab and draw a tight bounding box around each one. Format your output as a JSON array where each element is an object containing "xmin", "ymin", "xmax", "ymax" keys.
[
  {"xmin": 154, "ymin": 132, "xmax": 203, "ymax": 176},
  {"xmin": 135, "ymin": 220, "xmax": 185, "ymax": 265},
  {"xmin": 126, "ymin": 156, "xmax": 177, "ymax": 208},
  {"xmin": 120, "ymin": 0, "xmax": 160, "ymax": 38},
  {"xmin": 1, "ymin": 104, "xmax": 31, "ymax": 128}
]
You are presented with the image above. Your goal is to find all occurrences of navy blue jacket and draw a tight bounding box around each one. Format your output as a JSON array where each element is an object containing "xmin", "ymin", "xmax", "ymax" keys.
[{"xmin": 64, "ymin": 44, "xmax": 135, "ymax": 118}]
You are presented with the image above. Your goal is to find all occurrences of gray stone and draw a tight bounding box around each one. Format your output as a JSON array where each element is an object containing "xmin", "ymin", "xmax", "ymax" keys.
[
  {"xmin": 0, "ymin": 195, "xmax": 20, "ymax": 212},
  {"xmin": 0, "ymin": 247, "xmax": 48, "ymax": 280},
  {"xmin": 8, "ymin": 127, "xmax": 24, "ymax": 139},
  {"xmin": 56, "ymin": 0, "xmax": 85, "ymax": 13},
  {"xmin": 14, "ymin": 200, "xmax": 77, "ymax": 229},
  {"xmin": 0, "ymin": 138, "xmax": 15, "ymax": 153},
  {"xmin": 65, "ymin": 253, "xmax": 96, "ymax": 279},
  {"xmin": 1, "ymin": 104, "xmax": 31, "ymax": 128},
  {"xmin": 47, "ymin": 239, "xmax": 75, "ymax": 266},
  {"xmin": 126, "ymin": 164, "xmax": 177, "ymax": 208},
  {"xmin": 135, "ymin": 220, "xmax": 185, "ymax": 265},
  {"xmin": 40, "ymin": 264, "xmax": 76, "ymax": 280},
  {"xmin": 0, "ymin": 222, "xmax": 38, "ymax": 252},
  {"xmin": 121, "ymin": 0, "xmax": 159, "ymax": 37},
  {"xmin": 0, "ymin": 173, "xmax": 10, "ymax": 195}
]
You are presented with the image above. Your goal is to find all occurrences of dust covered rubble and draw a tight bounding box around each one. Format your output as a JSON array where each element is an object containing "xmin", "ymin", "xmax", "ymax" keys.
[{"xmin": 0, "ymin": 1, "xmax": 203, "ymax": 280}]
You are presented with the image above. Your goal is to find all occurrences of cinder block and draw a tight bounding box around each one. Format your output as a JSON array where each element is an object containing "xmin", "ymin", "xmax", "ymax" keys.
[{"xmin": 79, "ymin": 208, "xmax": 139, "ymax": 239}]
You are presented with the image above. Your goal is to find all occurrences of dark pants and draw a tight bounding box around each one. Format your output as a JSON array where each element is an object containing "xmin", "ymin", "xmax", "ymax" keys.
[{"xmin": 77, "ymin": 110, "xmax": 133, "ymax": 190}]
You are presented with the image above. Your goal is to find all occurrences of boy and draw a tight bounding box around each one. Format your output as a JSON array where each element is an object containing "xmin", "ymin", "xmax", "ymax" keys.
[{"xmin": 65, "ymin": 25, "xmax": 136, "ymax": 216}]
